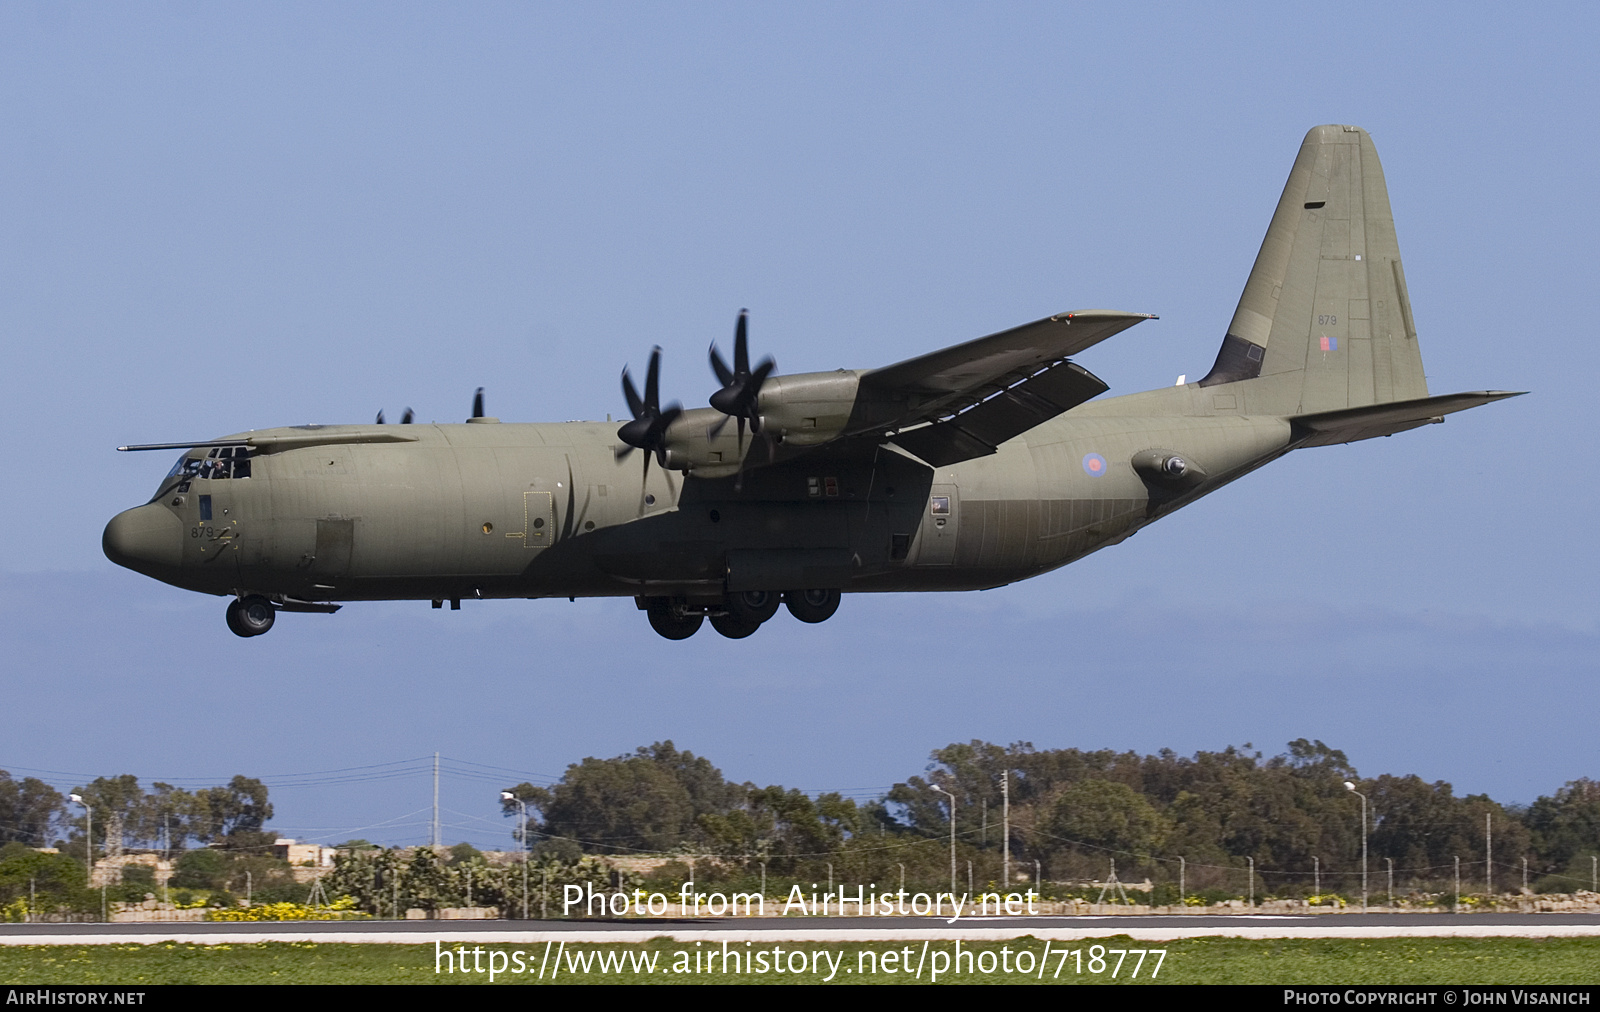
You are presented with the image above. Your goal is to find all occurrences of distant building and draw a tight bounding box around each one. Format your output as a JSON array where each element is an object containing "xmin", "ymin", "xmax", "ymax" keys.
[{"xmin": 272, "ymin": 839, "xmax": 335, "ymax": 867}]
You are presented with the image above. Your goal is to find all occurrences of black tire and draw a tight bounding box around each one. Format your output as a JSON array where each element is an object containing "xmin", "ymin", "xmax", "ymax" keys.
[
  {"xmin": 646, "ymin": 598, "xmax": 703, "ymax": 640},
  {"xmin": 709, "ymin": 611, "xmax": 760, "ymax": 639},
  {"xmin": 725, "ymin": 589, "xmax": 781, "ymax": 625},
  {"xmin": 226, "ymin": 595, "xmax": 276, "ymax": 638},
  {"xmin": 784, "ymin": 588, "xmax": 841, "ymax": 624}
]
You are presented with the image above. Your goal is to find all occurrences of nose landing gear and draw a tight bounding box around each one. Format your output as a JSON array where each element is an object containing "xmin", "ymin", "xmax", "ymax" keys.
[{"xmin": 225, "ymin": 595, "xmax": 276, "ymax": 638}]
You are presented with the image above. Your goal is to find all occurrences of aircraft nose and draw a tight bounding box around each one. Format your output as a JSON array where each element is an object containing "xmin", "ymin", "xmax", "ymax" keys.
[{"xmin": 103, "ymin": 504, "xmax": 184, "ymax": 574}]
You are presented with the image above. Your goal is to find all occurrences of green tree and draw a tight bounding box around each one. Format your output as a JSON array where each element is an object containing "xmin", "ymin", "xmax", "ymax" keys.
[
  {"xmin": 0, "ymin": 841, "xmax": 95, "ymax": 917},
  {"xmin": 1039, "ymin": 778, "xmax": 1169, "ymax": 861},
  {"xmin": 0, "ymin": 772, "xmax": 64, "ymax": 848},
  {"xmin": 191, "ymin": 776, "xmax": 274, "ymax": 851},
  {"xmin": 1525, "ymin": 779, "xmax": 1600, "ymax": 879},
  {"xmin": 506, "ymin": 742, "xmax": 742, "ymax": 854},
  {"xmin": 70, "ymin": 775, "xmax": 145, "ymax": 858}
]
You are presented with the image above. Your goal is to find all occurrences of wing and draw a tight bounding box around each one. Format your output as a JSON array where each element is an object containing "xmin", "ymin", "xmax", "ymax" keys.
[{"xmin": 858, "ymin": 309, "xmax": 1155, "ymax": 466}]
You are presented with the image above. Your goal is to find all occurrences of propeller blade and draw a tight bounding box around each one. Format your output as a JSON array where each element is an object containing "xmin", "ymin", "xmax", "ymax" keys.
[
  {"xmin": 644, "ymin": 347, "xmax": 662, "ymax": 413},
  {"xmin": 708, "ymin": 309, "xmax": 773, "ymax": 435},
  {"xmin": 709, "ymin": 343, "xmax": 733, "ymax": 387},
  {"xmin": 472, "ymin": 388, "xmax": 485, "ymax": 418},
  {"xmin": 401, "ymin": 408, "xmax": 414, "ymax": 424},
  {"xmin": 376, "ymin": 410, "xmax": 385, "ymax": 425},
  {"xmin": 734, "ymin": 309, "xmax": 749, "ymax": 375},
  {"xmin": 621, "ymin": 368, "xmax": 645, "ymax": 420}
]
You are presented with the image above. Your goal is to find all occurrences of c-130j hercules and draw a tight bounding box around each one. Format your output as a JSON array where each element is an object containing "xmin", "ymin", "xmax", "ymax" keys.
[{"xmin": 105, "ymin": 126, "xmax": 1518, "ymax": 640}]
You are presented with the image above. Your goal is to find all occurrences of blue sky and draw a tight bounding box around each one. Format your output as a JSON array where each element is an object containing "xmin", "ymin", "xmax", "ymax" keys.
[{"xmin": 1, "ymin": 4, "xmax": 1594, "ymax": 848}]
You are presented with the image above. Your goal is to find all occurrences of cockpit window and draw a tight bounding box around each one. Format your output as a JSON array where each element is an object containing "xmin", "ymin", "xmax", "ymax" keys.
[
  {"xmin": 197, "ymin": 446, "xmax": 252, "ymax": 480},
  {"xmin": 153, "ymin": 446, "xmax": 253, "ymax": 501}
]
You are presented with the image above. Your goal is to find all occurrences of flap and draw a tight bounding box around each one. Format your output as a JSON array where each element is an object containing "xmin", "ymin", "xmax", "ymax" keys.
[{"xmin": 889, "ymin": 360, "xmax": 1108, "ymax": 466}]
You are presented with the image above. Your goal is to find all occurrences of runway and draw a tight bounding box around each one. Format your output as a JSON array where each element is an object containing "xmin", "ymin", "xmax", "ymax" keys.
[{"xmin": 5, "ymin": 913, "xmax": 1600, "ymax": 946}]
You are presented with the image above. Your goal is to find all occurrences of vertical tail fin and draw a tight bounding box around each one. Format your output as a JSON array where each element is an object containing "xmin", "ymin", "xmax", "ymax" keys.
[{"xmin": 1198, "ymin": 125, "xmax": 1428, "ymax": 415}]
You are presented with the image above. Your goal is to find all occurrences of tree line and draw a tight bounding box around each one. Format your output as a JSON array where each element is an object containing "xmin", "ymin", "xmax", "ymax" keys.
[
  {"xmin": 0, "ymin": 771, "xmax": 274, "ymax": 857},
  {"xmin": 499, "ymin": 739, "xmax": 1600, "ymax": 898},
  {"xmin": 3, "ymin": 738, "xmax": 1596, "ymax": 912}
]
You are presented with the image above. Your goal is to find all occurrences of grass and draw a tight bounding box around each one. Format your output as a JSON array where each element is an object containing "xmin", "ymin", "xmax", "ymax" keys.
[{"xmin": 3, "ymin": 935, "xmax": 1598, "ymax": 985}]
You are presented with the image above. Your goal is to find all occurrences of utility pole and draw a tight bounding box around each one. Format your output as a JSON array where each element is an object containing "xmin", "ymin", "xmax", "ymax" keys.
[
  {"xmin": 1179, "ymin": 856, "xmax": 1185, "ymax": 909},
  {"xmin": 1486, "ymin": 812, "xmax": 1493, "ymax": 897},
  {"xmin": 1454, "ymin": 856, "xmax": 1460, "ymax": 913},
  {"xmin": 1001, "ymin": 771, "xmax": 1011, "ymax": 889},
  {"xmin": 1386, "ymin": 857, "xmax": 1393, "ymax": 908},
  {"xmin": 1314, "ymin": 856, "xmax": 1320, "ymax": 898},
  {"xmin": 432, "ymin": 752, "xmax": 440, "ymax": 850}
]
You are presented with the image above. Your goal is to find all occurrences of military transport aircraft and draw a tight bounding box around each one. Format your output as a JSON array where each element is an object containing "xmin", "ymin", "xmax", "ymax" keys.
[{"xmin": 105, "ymin": 125, "xmax": 1519, "ymax": 640}]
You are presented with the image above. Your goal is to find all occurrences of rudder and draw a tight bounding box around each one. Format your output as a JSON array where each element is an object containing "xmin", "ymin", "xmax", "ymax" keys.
[{"xmin": 1198, "ymin": 125, "xmax": 1428, "ymax": 415}]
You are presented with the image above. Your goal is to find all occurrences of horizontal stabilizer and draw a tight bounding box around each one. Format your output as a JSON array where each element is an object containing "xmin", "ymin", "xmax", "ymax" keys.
[{"xmin": 1290, "ymin": 390, "xmax": 1525, "ymax": 447}]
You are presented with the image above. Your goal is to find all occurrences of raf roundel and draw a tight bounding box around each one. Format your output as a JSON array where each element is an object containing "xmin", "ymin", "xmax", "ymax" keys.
[{"xmin": 1082, "ymin": 452, "xmax": 1108, "ymax": 477}]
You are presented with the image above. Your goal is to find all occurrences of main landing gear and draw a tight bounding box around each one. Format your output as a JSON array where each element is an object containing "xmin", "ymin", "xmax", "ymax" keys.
[
  {"xmin": 641, "ymin": 588, "xmax": 842, "ymax": 640},
  {"xmin": 225, "ymin": 594, "xmax": 276, "ymax": 638}
]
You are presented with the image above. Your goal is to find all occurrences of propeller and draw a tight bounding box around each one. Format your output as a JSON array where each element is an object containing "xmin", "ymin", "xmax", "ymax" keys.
[
  {"xmin": 376, "ymin": 410, "xmax": 385, "ymax": 425},
  {"xmin": 471, "ymin": 388, "xmax": 485, "ymax": 419},
  {"xmin": 708, "ymin": 309, "xmax": 775, "ymax": 451},
  {"xmin": 617, "ymin": 347, "xmax": 683, "ymax": 505},
  {"xmin": 377, "ymin": 408, "xmax": 415, "ymax": 424}
]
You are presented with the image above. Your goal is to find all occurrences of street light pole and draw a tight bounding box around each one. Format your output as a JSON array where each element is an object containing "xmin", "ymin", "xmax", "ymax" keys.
[
  {"xmin": 501, "ymin": 792, "xmax": 530, "ymax": 920},
  {"xmin": 69, "ymin": 794, "xmax": 102, "ymax": 920},
  {"xmin": 1344, "ymin": 781, "xmax": 1369, "ymax": 913},
  {"xmin": 931, "ymin": 784, "xmax": 956, "ymax": 894}
]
